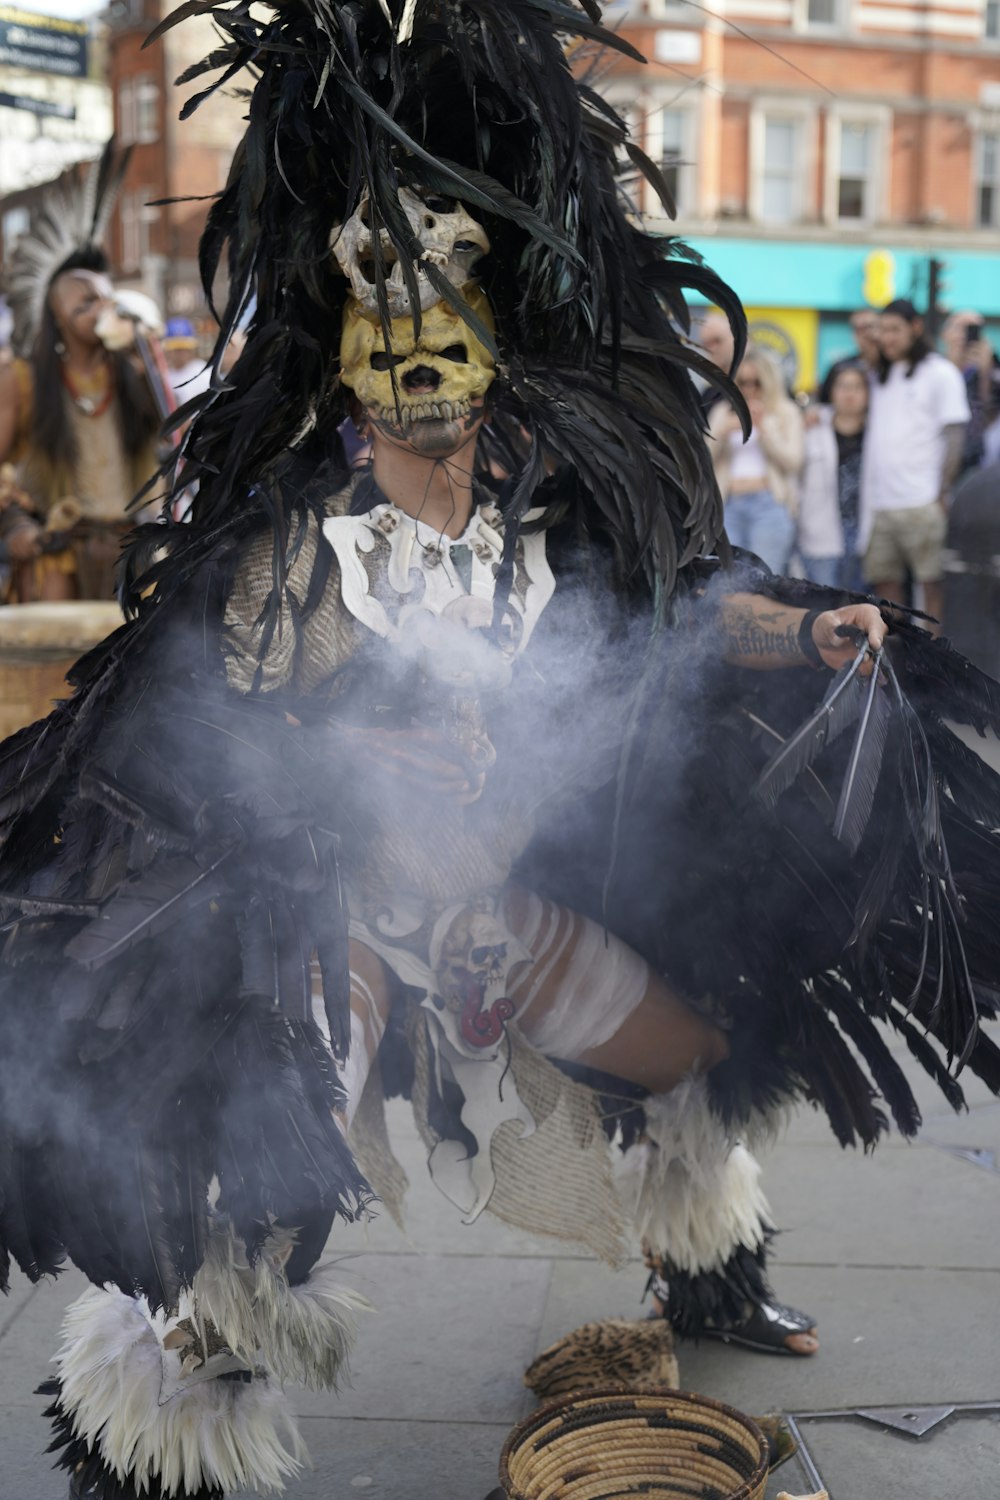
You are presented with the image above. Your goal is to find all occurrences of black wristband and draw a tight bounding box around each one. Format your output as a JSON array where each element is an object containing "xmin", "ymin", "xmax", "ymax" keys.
[{"xmin": 798, "ymin": 608, "xmax": 825, "ymax": 669}]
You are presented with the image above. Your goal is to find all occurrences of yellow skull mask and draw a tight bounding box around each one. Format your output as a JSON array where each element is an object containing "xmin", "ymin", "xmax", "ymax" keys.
[{"xmin": 339, "ymin": 287, "xmax": 496, "ymax": 436}]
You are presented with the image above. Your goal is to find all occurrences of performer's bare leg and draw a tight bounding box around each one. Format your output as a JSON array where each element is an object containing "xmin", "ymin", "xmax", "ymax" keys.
[{"xmin": 502, "ymin": 888, "xmax": 818, "ymax": 1356}]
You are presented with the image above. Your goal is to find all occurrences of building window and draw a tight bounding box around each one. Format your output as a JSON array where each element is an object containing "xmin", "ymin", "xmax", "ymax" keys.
[
  {"xmin": 760, "ymin": 118, "xmax": 800, "ymax": 223},
  {"xmin": 108, "ymin": 0, "xmax": 151, "ymax": 27},
  {"xmin": 977, "ymin": 133, "xmax": 1000, "ymax": 227},
  {"xmin": 987, "ymin": 0, "xmax": 1000, "ymax": 39},
  {"xmin": 120, "ymin": 186, "xmax": 157, "ymax": 269},
  {"xmin": 644, "ymin": 105, "xmax": 693, "ymax": 216},
  {"xmin": 806, "ymin": 0, "xmax": 840, "ymax": 23},
  {"xmin": 836, "ymin": 121, "xmax": 875, "ymax": 221},
  {"xmin": 118, "ymin": 76, "xmax": 159, "ymax": 146},
  {"xmin": 798, "ymin": 0, "xmax": 848, "ymax": 27}
]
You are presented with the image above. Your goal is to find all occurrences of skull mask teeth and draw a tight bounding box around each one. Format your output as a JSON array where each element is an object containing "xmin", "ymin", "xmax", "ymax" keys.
[
  {"xmin": 331, "ymin": 187, "xmax": 490, "ymax": 319},
  {"xmin": 339, "ymin": 286, "xmax": 497, "ymax": 429}
]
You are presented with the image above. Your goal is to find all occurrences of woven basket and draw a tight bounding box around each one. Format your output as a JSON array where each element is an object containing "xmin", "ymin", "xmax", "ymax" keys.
[
  {"xmin": 499, "ymin": 1388, "xmax": 768, "ymax": 1500},
  {"xmin": 0, "ymin": 602, "xmax": 122, "ymax": 738}
]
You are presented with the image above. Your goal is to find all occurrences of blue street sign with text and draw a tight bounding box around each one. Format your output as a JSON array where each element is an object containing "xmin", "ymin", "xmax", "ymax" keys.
[
  {"xmin": 0, "ymin": 6, "xmax": 88, "ymax": 79},
  {"xmin": 0, "ymin": 89, "xmax": 75, "ymax": 119}
]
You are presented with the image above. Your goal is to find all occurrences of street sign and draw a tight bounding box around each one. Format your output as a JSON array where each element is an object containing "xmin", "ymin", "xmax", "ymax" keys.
[
  {"xmin": 0, "ymin": 6, "xmax": 88, "ymax": 79},
  {"xmin": 0, "ymin": 89, "xmax": 75, "ymax": 119}
]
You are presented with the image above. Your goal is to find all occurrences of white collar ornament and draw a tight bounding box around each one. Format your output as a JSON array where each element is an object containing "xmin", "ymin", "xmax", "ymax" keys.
[{"xmin": 323, "ymin": 499, "xmax": 555, "ymax": 664}]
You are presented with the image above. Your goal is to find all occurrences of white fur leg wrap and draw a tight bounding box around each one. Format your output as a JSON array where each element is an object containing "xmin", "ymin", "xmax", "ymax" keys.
[
  {"xmin": 192, "ymin": 1220, "xmax": 372, "ymax": 1390},
  {"xmin": 621, "ymin": 1077, "xmax": 774, "ymax": 1274},
  {"xmin": 55, "ymin": 1287, "xmax": 306, "ymax": 1496}
]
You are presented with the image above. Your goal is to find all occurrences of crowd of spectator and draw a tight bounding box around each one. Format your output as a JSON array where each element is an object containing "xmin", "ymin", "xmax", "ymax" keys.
[
  {"xmin": 699, "ymin": 297, "xmax": 1000, "ymax": 645},
  {"xmin": 0, "ymin": 273, "xmax": 995, "ymax": 647}
]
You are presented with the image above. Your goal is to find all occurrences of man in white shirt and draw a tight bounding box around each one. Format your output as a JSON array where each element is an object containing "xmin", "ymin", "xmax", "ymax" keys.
[
  {"xmin": 861, "ymin": 298, "xmax": 970, "ymax": 629},
  {"xmin": 162, "ymin": 317, "xmax": 211, "ymax": 405}
]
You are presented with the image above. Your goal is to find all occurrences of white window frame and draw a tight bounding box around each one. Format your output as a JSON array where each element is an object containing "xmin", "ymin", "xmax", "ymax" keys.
[
  {"xmin": 119, "ymin": 75, "xmax": 158, "ymax": 147},
  {"xmin": 642, "ymin": 97, "xmax": 699, "ymax": 220},
  {"xmin": 749, "ymin": 101, "xmax": 818, "ymax": 226},
  {"xmin": 974, "ymin": 127, "xmax": 1000, "ymax": 228},
  {"xmin": 133, "ymin": 76, "xmax": 159, "ymax": 145},
  {"xmin": 120, "ymin": 185, "xmax": 158, "ymax": 271},
  {"xmin": 823, "ymin": 105, "xmax": 889, "ymax": 228},
  {"xmin": 601, "ymin": 86, "xmax": 700, "ymax": 222},
  {"xmin": 118, "ymin": 78, "xmax": 135, "ymax": 146}
]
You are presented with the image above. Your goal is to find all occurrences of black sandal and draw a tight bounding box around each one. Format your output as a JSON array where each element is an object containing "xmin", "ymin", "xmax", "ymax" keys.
[
  {"xmin": 644, "ymin": 1264, "xmax": 817, "ymax": 1356},
  {"xmin": 702, "ymin": 1299, "xmax": 817, "ymax": 1356}
]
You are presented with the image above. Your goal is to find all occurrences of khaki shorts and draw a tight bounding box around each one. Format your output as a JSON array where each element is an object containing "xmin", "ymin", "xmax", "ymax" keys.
[{"xmin": 863, "ymin": 502, "xmax": 946, "ymax": 584}]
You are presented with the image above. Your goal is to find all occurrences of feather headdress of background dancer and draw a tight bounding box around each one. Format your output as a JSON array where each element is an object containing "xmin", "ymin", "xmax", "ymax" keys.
[{"xmin": 3, "ymin": 3, "xmax": 1000, "ymax": 1497}]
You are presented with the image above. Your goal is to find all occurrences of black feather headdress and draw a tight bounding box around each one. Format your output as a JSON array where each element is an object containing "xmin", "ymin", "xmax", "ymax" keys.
[{"xmin": 126, "ymin": 0, "xmax": 745, "ymax": 621}]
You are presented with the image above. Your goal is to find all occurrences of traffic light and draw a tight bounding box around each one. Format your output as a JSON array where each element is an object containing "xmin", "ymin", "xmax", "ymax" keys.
[
  {"xmin": 927, "ymin": 256, "xmax": 948, "ymax": 337},
  {"xmin": 862, "ymin": 250, "xmax": 895, "ymax": 308}
]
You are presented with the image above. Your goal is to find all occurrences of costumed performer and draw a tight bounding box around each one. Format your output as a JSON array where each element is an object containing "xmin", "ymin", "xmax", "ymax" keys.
[
  {"xmin": 0, "ymin": 146, "xmax": 164, "ymax": 603},
  {"xmin": 1, "ymin": 4, "xmax": 999, "ymax": 1498}
]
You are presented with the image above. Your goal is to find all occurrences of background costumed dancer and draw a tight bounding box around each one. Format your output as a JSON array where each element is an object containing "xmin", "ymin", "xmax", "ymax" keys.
[
  {"xmin": 0, "ymin": 145, "xmax": 166, "ymax": 603},
  {"xmin": 0, "ymin": 3, "xmax": 999, "ymax": 1497}
]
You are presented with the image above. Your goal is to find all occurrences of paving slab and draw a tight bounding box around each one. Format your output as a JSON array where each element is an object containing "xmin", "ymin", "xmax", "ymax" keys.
[
  {"xmin": 8, "ymin": 1403, "xmax": 514, "ymax": 1500},
  {"xmin": 0, "ymin": 1265, "xmax": 43, "ymax": 1339},
  {"xmin": 2, "ymin": 1401, "xmax": 70, "ymax": 1500},
  {"xmin": 238, "ymin": 1416, "xmax": 511, "ymax": 1500},
  {"xmin": 793, "ymin": 1410, "xmax": 1000, "ymax": 1500},
  {"xmin": 0, "ymin": 1269, "xmax": 89, "ymax": 1407},
  {"xmin": 763, "ymin": 1136, "xmax": 1000, "ymax": 1271},
  {"xmin": 679, "ymin": 1266, "xmax": 1000, "ymax": 1413},
  {"xmin": 535, "ymin": 1259, "xmax": 1000, "ymax": 1410},
  {"xmin": 919, "ymin": 1098, "xmax": 1000, "ymax": 1160},
  {"xmin": 292, "ymin": 1253, "xmax": 548, "ymax": 1425}
]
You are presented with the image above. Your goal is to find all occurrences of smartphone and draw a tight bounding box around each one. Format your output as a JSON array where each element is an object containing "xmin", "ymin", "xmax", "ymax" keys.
[{"xmin": 966, "ymin": 323, "xmax": 982, "ymax": 347}]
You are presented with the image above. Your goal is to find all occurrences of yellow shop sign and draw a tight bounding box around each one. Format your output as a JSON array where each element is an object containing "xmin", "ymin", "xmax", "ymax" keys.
[{"xmin": 745, "ymin": 307, "xmax": 819, "ymax": 394}]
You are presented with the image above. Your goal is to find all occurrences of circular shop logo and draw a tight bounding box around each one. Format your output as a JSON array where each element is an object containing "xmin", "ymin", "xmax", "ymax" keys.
[{"xmin": 749, "ymin": 320, "xmax": 797, "ymax": 387}]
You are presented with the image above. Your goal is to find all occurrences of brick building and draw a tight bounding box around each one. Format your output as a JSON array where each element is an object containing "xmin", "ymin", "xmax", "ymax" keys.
[
  {"xmin": 105, "ymin": 0, "xmax": 245, "ymax": 322},
  {"xmin": 601, "ymin": 0, "xmax": 1000, "ymax": 385}
]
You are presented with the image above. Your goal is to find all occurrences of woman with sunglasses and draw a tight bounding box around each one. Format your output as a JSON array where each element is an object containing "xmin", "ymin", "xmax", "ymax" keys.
[{"xmin": 707, "ymin": 347, "xmax": 804, "ymax": 574}]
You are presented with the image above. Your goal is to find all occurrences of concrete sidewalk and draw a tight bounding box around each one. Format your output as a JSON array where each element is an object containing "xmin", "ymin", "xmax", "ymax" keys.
[{"xmin": 5, "ymin": 1022, "xmax": 999, "ymax": 1500}]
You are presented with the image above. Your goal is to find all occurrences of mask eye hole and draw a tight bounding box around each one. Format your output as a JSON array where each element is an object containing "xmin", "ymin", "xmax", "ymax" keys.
[
  {"xmin": 439, "ymin": 343, "xmax": 467, "ymax": 363},
  {"xmin": 369, "ymin": 350, "xmax": 406, "ymax": 371},
  {"xmin": 423, "ymin": 194, "xmax": 454, "ymax": 214}
]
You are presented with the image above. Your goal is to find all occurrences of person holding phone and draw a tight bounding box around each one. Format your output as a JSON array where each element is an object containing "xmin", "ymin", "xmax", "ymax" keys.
[{"xmin": 942, "ymin": 311, "xmax": 1000, "ymax": 473}]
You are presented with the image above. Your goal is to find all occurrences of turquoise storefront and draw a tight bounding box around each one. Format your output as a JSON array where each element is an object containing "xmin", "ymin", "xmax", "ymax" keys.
[{"xmin": 683, "ymin": 236, "xmax": 1000, "ymax": 392}]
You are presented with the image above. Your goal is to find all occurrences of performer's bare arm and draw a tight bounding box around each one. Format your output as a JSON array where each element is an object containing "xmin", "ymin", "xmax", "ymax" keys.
[
  {"xmin": 0, "ymin": 363, "xmax": 19, "ymax": 464},
  {"xmin": 720, "ymin": 593, "xmax": 885, "ymax": 673}
]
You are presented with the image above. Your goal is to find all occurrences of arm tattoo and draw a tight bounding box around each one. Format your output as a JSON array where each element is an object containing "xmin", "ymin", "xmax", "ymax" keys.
[
  {"xmin": 726, "ymin": 615, "xmax": 802, "ymax": 659},
  {"xmin": 939, "ymin": 422, "xmax": 966, "ymax": 497}
]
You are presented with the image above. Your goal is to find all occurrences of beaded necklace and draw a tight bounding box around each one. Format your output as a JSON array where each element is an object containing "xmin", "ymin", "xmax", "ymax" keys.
[{"xmin": 60, "ymin": 358, "xmax": 115, "ymax": 419}]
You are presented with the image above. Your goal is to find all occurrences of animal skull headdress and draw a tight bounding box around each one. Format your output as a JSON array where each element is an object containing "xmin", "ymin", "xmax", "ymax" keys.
[{"xmin": 331, "ymin": 187, "xmax": 490, "ymax": 319}]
